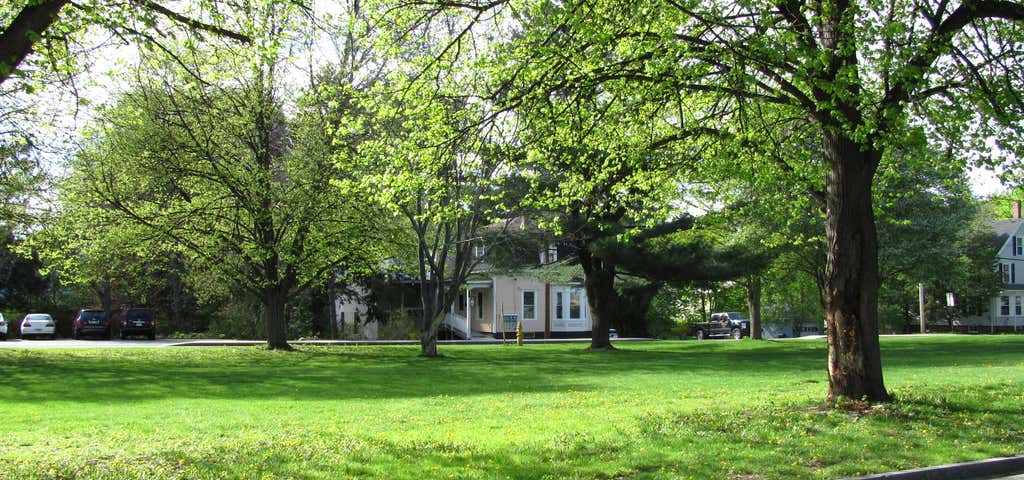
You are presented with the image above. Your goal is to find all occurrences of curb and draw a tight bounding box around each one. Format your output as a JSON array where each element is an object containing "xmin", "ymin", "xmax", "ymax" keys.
[{"xmin": 848, "ymin": 456, "xmax": 1024, "ymax": 480}]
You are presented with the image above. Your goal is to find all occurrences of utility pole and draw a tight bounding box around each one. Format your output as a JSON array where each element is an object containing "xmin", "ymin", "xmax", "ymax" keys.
[{"xmin": 919, "ymin": 283, "xmax": 926, "ymax": 334}]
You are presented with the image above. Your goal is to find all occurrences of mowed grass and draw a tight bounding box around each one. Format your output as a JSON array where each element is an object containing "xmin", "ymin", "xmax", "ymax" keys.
[{"xmin": 0, "ymin": 336, "xmax": 1022, "ymax": 479}]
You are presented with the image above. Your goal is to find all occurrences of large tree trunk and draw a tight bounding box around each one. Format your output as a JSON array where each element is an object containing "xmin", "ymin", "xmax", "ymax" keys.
[
  {"xmin": 262, "ymin": 288, "xmax": 291, "ymax": 350},
  {"xmin": 420, "ymin": 311, "xmax": 443, "ymax": 357},
  {"xmin": 95, "ymin": 280, "xmax": 113, "ymax": 336},
  {"xmin": 419, "ymin": 279, "xmax": 443, "ymax": 357},
  {"xmin": 328, "ymin": 276, "xmax": 339, "ymax": 340},
  {"xmin": 580, "ymin": 246, "xmax": 615, "ymax": 350},
  {"xmin": 96, "ymin": 280, "xmax": 113, "ymax": 314},
  {"xmin": 747, "ymin": 276, "xmax": 762, "ymax": 340},
  {"xmin": 0, "ymin": 0, "xmax": 70, "ymax": 85},
  {"xmin": 823, "ymin": 131, "xmax": 890, "ymax": 403}
]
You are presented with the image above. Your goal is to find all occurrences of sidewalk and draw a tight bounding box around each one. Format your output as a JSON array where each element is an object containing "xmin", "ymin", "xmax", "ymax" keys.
[{"xmin": 848, "ymin": 456, "xmax": 1024, "ymax": 480}]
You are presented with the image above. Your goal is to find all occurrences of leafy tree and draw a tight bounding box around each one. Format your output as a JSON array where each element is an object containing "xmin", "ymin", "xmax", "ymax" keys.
[
  {"xmin": 349, "ymin": 80, "xmax": 514, "ymax": 356},
  {"xmin": 1, "ymin": 0, "xmax": 251, "ymax": 86},
  {"xmin": 67, "ymin": 5, "xmax": 386, "ymax": 349},
  {"xmin": 415, "ymin": 0, "xmax": 1024, "ymax": 401},
  {"xmin": 0, "ymin": 229, "xmax": 49, "ymax": 310},
  {"xmin": 0, "ymin": 136, "xmax": 43, "ymax": 231}
]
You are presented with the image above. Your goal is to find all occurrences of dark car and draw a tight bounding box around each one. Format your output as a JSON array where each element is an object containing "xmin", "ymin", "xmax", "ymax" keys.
[
  {"xmin": 73, "ymin": 309, "xmax": 111, "ymax": 339},
  {"xmin": 120, "ymin": 308, "xmax": 156, "ymax": 340},
  {"xmin": 691, "ymin": 312, "xmax": 751, "ymax": 340}
]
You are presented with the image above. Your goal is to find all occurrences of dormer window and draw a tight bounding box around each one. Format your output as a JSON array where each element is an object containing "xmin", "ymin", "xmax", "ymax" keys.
[
  {"xmin": 474, "ymin": 243, "xmax": 486, "ymax": 258},
  {"xmin": 547, "ymin": 244, "xmax": 558, "ymax": 263},
  {"xmin": 1002, "ymin": 263, "xmax": 1012, "ymax": 283},
  {"xmin": 1015, "ymin": 236, "xmax": 1023, "ymax": 256}
]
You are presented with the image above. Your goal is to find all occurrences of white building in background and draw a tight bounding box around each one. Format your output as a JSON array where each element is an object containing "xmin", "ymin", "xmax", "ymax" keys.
[{"xmin": 957, "ymin": 202, "xmax": 1024, "ymax": 333}]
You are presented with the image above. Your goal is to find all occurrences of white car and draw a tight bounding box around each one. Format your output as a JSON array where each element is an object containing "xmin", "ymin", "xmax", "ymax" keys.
[
  {"xmin": 20, "ymin": 313, "xmax": 56, "ymax": 339},
  {"xmin": 0, "ymin": 313, "xmax": 7, "ymax": 340}
]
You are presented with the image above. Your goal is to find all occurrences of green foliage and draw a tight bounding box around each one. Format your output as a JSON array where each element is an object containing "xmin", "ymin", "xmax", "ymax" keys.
[
  {"xmin": 0, "ymin": 337, "xmax": 1022, "ymax": 478},
  {"xmin": 0, "ymin": 139, "xmax": 43, "ymax": 231},
  {"xmin": 644, "ymin": 286, "xmax": 683, "ymax": 339},
  {"xmin": 48, "ymin": 3, "xmax": 394, "ymax": 345}
]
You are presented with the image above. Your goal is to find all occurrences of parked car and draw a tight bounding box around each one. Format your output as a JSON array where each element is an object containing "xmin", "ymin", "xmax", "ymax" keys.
[
  {"xmin": 120, "ymin": 308, "xmax": 156, "ymax": 340},
  {"xmin": 73, "ymin": 309, "xmax": 111, "ymax": 339},
  {"xmin": 20, "ymin": 313, "xmax": 57, "ymax": 339},
  {"xmin": 691, "ymin": 312, "xmax": 751, "ymax": 340},
  {"xmin": 0, "ymin": 313, "xmax": 7, "ymax": 340}
]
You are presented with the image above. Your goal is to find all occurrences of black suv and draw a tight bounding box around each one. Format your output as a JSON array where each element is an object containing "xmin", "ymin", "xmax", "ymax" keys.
[
  {"xmin": 120, "ymin": 308, "xmax": 157, "ymax": 340},
  {"xmin": 691, "ymin": 312, "xmax": 750, "ymax": 340},
  {"xmin": 73, "ymin": 309, "xmax": 111, "ymax": 339}
]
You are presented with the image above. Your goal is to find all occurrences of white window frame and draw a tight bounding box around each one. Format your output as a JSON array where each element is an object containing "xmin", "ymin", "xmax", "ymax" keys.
[
  {"xmin": 569, "ymin": 288, "xmax": 583, "ymax": 320},
  {"xmin": 521, "ymin": 290, "xmax": 537, "ymax": 321},
  {"xmin": 547, "ymin": 244, "xmax": 558, "ymax": 263},
  {"xmin": 1015, "ymin": 237, "xmax": 1023, "ymax": 256},
  {"xmin": 1002, "ymin": 263, "xmax": 1012, "ymax": 284},
  {"xmin": 474, "ymin": 243, "xmax": 486, "ymax": 258},
  {"xmin": 1015, "ymin": 296, "xmax": 1022, "ymax": 316},
  {"xmin": 1001, "ymin": 296, "xmax": 1011, "ymax": 316}
]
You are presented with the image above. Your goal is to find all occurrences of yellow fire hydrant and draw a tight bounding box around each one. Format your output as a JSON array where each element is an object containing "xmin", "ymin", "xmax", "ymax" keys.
[{"xmin": 516, "ymin": 321, "xmax": 524, "ymax": 346}]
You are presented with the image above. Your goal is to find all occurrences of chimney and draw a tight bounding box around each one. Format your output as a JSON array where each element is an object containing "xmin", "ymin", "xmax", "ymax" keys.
[{"xmin": 1015, "ymin": 201, "xmax": 1022, "ymax": 220}]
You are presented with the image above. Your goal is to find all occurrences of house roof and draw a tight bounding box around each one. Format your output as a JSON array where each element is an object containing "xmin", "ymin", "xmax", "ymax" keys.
[{"xmin": 990, "ymin": 220, "xmax": 1023, "ymax": 250}]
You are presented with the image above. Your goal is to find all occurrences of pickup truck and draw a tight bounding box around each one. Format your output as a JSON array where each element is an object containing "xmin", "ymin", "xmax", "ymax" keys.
[{"xmin": 691, "ymin": 312, "xmax": 751, "ymax": 340}]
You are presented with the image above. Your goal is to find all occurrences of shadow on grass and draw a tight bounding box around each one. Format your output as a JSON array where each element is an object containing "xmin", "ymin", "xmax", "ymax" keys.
[{"xmin": 0, "ymin": 336, "xmax": 1019, "ymax": 405}]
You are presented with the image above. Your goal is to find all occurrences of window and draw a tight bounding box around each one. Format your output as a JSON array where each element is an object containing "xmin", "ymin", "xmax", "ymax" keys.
[
  {"xmin": 547, "ymin": 244, "xmax": 558, "ymax": 263},
  {"xmin": 1001, "ymin": 296, "xmax": 1010, "ymax": 316},
  {"xmin": 522, "ymin": 290, "xmax": 537, "ymax": 320},
  {"xmin": 1015, "ymin": 264, "xmax": 1018, "ymax": 284},
  {"xmin": 474, "ymin": 243, "xmax": 486, "ymax": 258},
  {"xmin": 1015, "ymin": 236, "xmax": 1023, "ymax": 256},
  {"xmin": 1016, "ymin": 297, "xmax": 1022, "ymax": 316},
  {"xmin": 555, "ymin": 292, "xmax": 564, "ymax": 319},
  {"xmin": 569, "ymin": 289, "xmax": 582, "ymax": 319},
  {"xmin": 1002, "ymin": 263, "xmax": 1011, "ymax": 283}
]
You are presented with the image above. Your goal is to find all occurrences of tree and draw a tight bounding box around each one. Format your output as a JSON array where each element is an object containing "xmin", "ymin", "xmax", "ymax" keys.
[
  {"xmin": 1, "ymin": 0, "xmax": 250, "ymax": 86},
  {"xmin": 433, "ymin": 0, "xmax": 1024, "ymax": 402},
  {"xmin": 0, "ymin": 135, "xmax": 44, "ymax": 231},
  {"xmin": 349, "ymin": 80, "xmax": 514, "ymax": 356},
  {"xmin": 69, "ymin": 4, "xmax": 386, "ymax": 349}
]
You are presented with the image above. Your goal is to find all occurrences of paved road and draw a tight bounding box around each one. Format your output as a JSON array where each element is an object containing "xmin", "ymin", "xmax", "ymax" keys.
[
  {"xmin": 0, "ymin": 338, "xmax": 184, "ymax": 348},
  {"xmin": 0, "ymin": 337, "xmax": 663, "ymax": 348}
]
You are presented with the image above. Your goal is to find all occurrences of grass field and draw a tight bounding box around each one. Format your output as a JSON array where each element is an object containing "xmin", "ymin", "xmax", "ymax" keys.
[{"xmin": 0, "ymin": 336, "xmax": 1021, "ymax": 479}]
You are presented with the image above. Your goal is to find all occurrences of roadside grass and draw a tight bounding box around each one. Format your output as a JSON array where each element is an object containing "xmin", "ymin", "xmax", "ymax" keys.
[{"xmin": 0, "ymin": 335, "xmax": 1021, "ymax": 479}]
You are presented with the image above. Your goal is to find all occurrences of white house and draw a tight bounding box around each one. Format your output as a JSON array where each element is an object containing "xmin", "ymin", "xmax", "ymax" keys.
[
  {"xmin": 335, "ymin": 223, "xmax": 594, "ymax": 340},
  {"xmin": 957, "ymin": 202, "xmax": 1024, "ymax": 333}
]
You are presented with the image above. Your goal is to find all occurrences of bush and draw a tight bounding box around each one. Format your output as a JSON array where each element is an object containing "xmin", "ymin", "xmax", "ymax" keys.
[
  {"xmin": 645, "ymin": 288, "xmax": 682, "ymax": 339},
  {"xmin": 377, "ymin": 310, "xmax": 418, "ymax": 340}
]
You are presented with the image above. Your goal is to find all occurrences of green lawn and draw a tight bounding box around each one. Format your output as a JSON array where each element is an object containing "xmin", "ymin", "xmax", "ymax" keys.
[{"xmin": 0, "ymin": 336, "xmax": 1021, "ymax": 479}]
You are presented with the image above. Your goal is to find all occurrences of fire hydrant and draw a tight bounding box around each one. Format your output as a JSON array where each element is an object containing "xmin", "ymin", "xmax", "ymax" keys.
[{"xmin": 516, "ymin": 321, "xmax": 524, "ymax": 346}]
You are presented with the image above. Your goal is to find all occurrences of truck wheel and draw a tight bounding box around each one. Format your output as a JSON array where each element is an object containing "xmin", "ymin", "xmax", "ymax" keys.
[
  {"xmin": 731, "ymin": 328, "xmax": 741, "ymax": 340},
  {"xmin": 695, "ymin": 329, "xmax": 705, "ymax": 340}
]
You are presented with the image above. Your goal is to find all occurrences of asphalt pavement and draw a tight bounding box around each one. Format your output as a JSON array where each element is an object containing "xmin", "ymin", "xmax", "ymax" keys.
[{"xmin": 0, "ymin": 338, "xmax": 184, "ymax": 348}]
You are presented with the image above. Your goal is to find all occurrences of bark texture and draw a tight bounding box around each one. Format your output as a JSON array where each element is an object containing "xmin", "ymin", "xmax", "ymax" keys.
[
  {"xmin": 418, "ymin": 278, "xmax": 443, "ymax": 357},
  {"xmin": 747, "ymin": 276, "xmax": 762, "ymax": 340},
  {"xmin": 0, "ymin": 0, "xmax": 69, "ymax": 85},
  {"xmin": 262, "ymin": 288, "xmax": 291, "ymax": 350},
  {"xmin": 823, "ymin": 131, "xmax": 890, "ymax": 402},
  {"xmin": 579, "ymin": 246, "xmax": 615, "ymax": 350}
]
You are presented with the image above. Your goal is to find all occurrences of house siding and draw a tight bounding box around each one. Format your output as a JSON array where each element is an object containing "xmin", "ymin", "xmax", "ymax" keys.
[
  {"xmin": 957, "ymin": 220, "xmax": 1024, "ymax": 332},
  {"xmin": 492, "ymin": 276, "xmax": 549, "ymax": 335}
]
